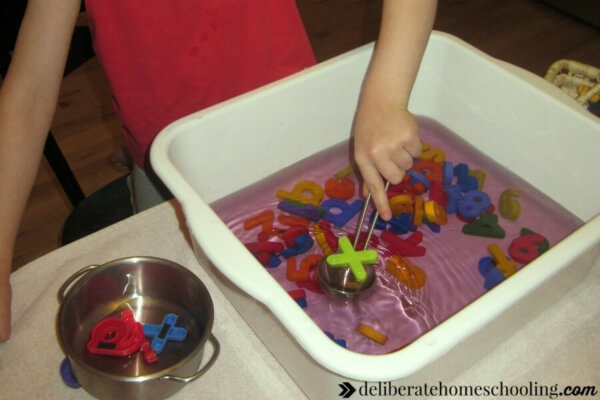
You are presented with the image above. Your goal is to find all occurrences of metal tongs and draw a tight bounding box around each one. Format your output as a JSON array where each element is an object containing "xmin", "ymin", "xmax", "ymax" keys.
[{"xmin": 317, "ymin": 181, "xmax": 390, "ymax": 300}]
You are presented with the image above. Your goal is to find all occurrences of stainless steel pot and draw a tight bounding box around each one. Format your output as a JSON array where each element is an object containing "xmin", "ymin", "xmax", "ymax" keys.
[{"xmin": 57, "ymin": 256, "xmax": 219, "ymax": 400}]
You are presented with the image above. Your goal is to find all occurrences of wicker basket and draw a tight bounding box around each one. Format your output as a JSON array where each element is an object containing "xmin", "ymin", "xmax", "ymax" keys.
[{"xmin": 545, "ymin": 59, "xmax": 600, "ymax": 106}]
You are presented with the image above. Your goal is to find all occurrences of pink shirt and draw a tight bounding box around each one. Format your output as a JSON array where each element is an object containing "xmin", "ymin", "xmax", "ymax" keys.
[{"xmin": 85, "ymin": 0, "xmax": 316, "ymax": 167}]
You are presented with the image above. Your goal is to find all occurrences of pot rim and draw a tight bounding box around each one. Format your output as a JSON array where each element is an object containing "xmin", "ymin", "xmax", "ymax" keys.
[{"xmin": 56, "ymin": 256, "xmax": 214, "ymax": 383}]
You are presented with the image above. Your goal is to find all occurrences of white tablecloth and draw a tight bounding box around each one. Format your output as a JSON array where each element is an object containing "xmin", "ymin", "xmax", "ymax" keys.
[{"xmin": 1, "ymin": 200, "xmax": 598, "ymax": 399}]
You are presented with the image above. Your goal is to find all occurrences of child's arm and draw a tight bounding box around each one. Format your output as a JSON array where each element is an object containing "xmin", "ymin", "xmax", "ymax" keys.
[
  {"xmin": 0, "ymin": 0, "xmax": 80, "ymax": 341},
  {"xmin": 353, "ymin": 0, "xmax": 437, "ymax": 220}
]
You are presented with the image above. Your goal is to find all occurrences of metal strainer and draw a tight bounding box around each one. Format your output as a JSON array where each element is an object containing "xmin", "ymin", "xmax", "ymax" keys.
[{"xmin": 317, "ymin": 182, "xmax": 389, "ymax": 300}]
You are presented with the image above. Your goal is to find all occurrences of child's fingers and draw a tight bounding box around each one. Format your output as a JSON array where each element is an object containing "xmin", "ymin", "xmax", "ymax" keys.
[
  {"xmin": 405, "ymin": 136, "xmax": 423, "ymax": 158},
  {"xmin": 389, "ymin": 149, "xmax": 414, "ymax": 176},
  {"xmin": 370, "ymin": 183, "xmax": 392, "ymax": 222},
  {"xmin": 374, "ymin": 158, "xmax": 405, "ymax": 186},
  {"xmin": 359, "ymin": 162, "xmax": 392, "ymax": 221}
]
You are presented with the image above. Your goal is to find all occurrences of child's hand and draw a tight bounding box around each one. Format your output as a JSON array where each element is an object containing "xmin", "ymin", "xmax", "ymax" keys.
[
  {"xmin": 0, "ymin": 270, "xmax": 11, "ymax": 342},
  {"xmin": 353, "ymin": 99, "xmax": 421, "ymax": 221},
  {"xmin": 350, "ymin": 0, "xmax": 436, "ymax": 221}
]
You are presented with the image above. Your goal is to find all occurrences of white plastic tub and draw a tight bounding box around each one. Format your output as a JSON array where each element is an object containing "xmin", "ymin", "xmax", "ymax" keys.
[{"xmin": 151, "ymin": 32, "xmax": 600, "ymax": 398}]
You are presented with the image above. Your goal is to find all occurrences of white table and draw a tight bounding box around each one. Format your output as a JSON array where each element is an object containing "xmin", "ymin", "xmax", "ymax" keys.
[{"xmin": 1, "ymin": 200, "xmax": 598, "ymax": 399}]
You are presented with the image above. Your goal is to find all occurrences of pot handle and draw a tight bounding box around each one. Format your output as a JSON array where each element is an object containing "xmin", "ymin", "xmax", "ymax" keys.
[
  {"xmin": 57, "ymin": 264, "xmax": 99, "ymax": 304},
  {"xmin": 160, "ymin": 333, "xmax": 220, "ymax": 383}
]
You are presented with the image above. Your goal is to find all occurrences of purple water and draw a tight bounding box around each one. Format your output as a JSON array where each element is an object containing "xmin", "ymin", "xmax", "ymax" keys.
[{"xmin": 211, "ymin": 117, "xmax": 582, "ymax": 355}]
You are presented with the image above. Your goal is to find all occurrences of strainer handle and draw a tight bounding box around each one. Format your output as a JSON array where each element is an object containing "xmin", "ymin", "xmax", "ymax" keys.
[
  {"xmin": 57, "ymin": 264, "xmax": 99, "ymax": 304},
  {"xmin": 160, "ymin": 333, "xmax": 220, "ymax": 383}
]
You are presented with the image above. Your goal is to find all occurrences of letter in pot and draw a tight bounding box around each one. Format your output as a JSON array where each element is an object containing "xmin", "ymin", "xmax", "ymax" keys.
[{"xmin": 57, "ymin": 257, "xmax": 219, "ymax": 400}]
